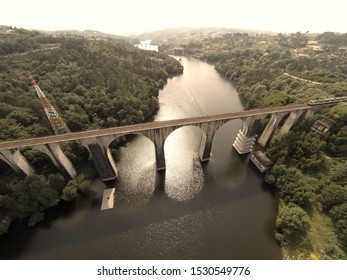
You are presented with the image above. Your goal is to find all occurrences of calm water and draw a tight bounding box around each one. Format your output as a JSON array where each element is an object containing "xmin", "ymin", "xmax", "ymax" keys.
[{"xmin": 0, "ymin": 57, "xmax": 282, "ymax": 260}]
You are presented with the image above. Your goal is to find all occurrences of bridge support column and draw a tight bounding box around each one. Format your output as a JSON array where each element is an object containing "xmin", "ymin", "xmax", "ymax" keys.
[
  {"xmin": 305, "ymin": 108, "xmax": 315, "ymax": 119},
  {"xmin": 199, "ymin": 121, "xmax": 223, "ymax": 162},
  {"xmin": 280, "ymin": 110, "xmax": 305, "ymax": 134},
  {"xmin": 0, "ymin": 149, "xmax": 35, "ymax": 176},
  {"xmin": 155, "ymin": 143, "xmax": 166, "ymax": 171},
  {"xmin": 79, "ymin": 137, "xmax": 117, "ymax": 181},
  {"xmin": 143, "ymin": 127, "xmax": 175, "ymax": 171},
  {"xmin": 258, "ymin": 112, "xmax": 286, "ymax": 147},
  {"xmin": 233, "ymin": 117, "xmax": 261, "ymax": 154},
  {"xmin": 34, "ymin": 143, "xmax": 76, "ymax": 179}
]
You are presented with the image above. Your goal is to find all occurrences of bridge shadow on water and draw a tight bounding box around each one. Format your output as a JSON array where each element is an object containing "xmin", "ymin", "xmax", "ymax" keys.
[{"xmin": 0, "ymin": 155, "xmax": 280, "ymax": 260}]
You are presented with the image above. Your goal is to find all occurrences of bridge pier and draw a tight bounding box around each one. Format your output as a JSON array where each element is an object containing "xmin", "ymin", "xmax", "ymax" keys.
[
  {"xmin": 154, "ymin": 143, "xmax": 166, "ymax": 171},
  {"xmin": 34, "ymin": 143, "xmax": 76, "ymax": 179},
  {"xmin": 233, "ymin": 116, "xmax": 261, "ymax": 154},
  {"xmin": 0, "ymin": 149, "xmax": 35, "ymax": 176},
  {"xmin": 142, "ymin": 127, "xmax": 175, "ymax": 171},
  {"xmin": 198, "ymin": 132, "xmax": 210, "ymax": 161},
  {"xmin": 79, "ymin": 137, "xmax": 118, "ymax": 181},
  {"xmin": 305, "ymin": 108, "xmax": 315, "ymax": 119},
  {"xmin": 280, "ymin": 110, "xmax": 305, "ymax": 134},
  {"xmin": 198, "ymin": 121, "xmax": 222, "ymax": 161},
  {"xmin": 258, "ymin": 112, "xmax": 287, "ymax": 147}
]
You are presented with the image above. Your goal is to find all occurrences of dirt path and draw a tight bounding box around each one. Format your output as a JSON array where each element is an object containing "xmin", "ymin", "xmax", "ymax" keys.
[{"xmin": 284, "ymin": 72, "xmax": 322, "ymax": 85}]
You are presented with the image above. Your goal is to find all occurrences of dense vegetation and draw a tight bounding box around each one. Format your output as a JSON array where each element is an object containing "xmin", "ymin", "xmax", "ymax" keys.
[
  {"xmin": 153, "ymin": 30, "xmax": 347, "ymax": 259},
  {"xmin": 265, "ymin": 107, "xmax": 347, "ymax": 259},
  {"xmin": 0, "ymin": 27, "xmax": 183, "ymax": 232}
]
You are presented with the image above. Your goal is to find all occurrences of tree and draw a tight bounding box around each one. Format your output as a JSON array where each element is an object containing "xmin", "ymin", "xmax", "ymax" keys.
[
  {"xmin": 320, "ymin": 183, "xmax": 347, "ymax": 211},
  {"xmin": 48, "ymin": 173, "xmax": 66, "ymax": 193},
  {"xmin": 279, "ymin": 182, "xmax": 315, "ymax": 209},
  {"xmin": 61, "ymin": 175, "xmax": 90, "ymax": 201},
  {"xmin": 277, "ymin": 32, "xmax": 308, "ymax": 48},
  {"xmin": 328, "ymin": 126, "xmax": 347, "ymax": 156},
  {"xmin": 5, "ymin": 175, "xmax": 60, "ymax": 226},
  {"xmin": 0, "ymin": 119, "xmax": 28, "ymax": 140},
  {"xmin": 7, "ymin": 108, "xmax": 38, "ymax": 126},
  {"xmin": 0, "ymin": 102, "xmax": 16, "ymax": 118},
  {"xmin": 329, "ymin": 203, "xmax": 347, "ymax": 249},
  {"xmin": 61, "ymin": 180, "xmax": 78, "ymax": 201},
  {"xmin": 276, "ymin": 203, "xmax": 311, "ymax": 245}
]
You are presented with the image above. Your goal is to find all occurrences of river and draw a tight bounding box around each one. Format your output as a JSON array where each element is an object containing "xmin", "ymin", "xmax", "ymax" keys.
[{"xmin": 0, "ymin": 57, "xmax": 282, "ymax": 260}]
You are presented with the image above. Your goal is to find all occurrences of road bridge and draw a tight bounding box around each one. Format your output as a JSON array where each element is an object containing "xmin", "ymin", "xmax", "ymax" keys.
[{"xmin": 0, "ymin": 103, "xmax": 335, "ymax": 181}]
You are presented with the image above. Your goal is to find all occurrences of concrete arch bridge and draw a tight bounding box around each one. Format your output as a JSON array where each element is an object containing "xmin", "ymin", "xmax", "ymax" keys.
[{"xmin": 0, "ymin": 102, "xmax": 341, "ymax": 181}]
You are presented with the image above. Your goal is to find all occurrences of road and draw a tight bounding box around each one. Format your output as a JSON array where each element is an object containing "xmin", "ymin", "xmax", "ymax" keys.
[{"xmin": 1, "ymin": 45, "xmax": 60, "ymax": 58}]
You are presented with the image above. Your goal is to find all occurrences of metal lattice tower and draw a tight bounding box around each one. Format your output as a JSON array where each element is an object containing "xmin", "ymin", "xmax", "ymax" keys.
[{"xmin": 29, "ymin": 74, "xmax": 70, "ymax": 135}]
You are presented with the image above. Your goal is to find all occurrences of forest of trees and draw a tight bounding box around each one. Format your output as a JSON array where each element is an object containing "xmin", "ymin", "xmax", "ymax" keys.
[
  {"xmin": 0, "ymin": 27, "xmax": 183, "ymax": 232},
  {"xmin": 265, "ymin": 108, "xmax": 347, "ymax": 258},
  {"xmin": 213, "ymin": 43, "xmax": 347, "ymax": 109},
  {"xmin": 317, "ymin": 32, "xmax": 347, "ymax": 46}
]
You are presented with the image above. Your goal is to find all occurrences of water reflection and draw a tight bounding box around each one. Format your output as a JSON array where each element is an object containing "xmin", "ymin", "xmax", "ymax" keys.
[
  {"xmin": 209, "ymin": 121, "xmax": 248, "ymax": 188},
  {"xmin": 113, "ymin": 135, "xmax": 156, "ymax": 214},
  {"xmin": 164, "ymin": 127, "xmax": 204, "ymax": 201}
]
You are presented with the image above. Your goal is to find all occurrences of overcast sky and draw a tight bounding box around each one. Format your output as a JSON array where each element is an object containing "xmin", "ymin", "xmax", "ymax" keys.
[{"xmin": 2, "ymin": 0, "xmax": 346, "ymax": 34}]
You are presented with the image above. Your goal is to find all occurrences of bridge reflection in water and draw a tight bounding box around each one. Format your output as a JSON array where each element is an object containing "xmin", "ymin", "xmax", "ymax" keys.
[{"xmin": 0, "ymin": 102, "xmax": 341, "ymax": 181}]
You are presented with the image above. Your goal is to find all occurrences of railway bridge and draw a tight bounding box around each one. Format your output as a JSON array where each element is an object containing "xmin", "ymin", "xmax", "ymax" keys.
[{"xmin": 0, "ymin": 102, "xmax": 339, "ymax": 181}]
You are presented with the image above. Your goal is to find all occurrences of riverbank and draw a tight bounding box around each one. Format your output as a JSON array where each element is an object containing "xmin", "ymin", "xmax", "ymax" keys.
[
  {"xmin": 204, "ymin": 42, "xmax": 347, "ymax": 259},
  {"xmin": 266, "ymin": 118, "xmax": 347, "ymax": 259},
  {"xmin": 282, "ymin": 207, "xmax": 345, "ymax": 259}
]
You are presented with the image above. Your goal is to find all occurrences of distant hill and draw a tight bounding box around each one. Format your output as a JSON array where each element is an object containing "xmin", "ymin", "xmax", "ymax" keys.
[
  {"xmin": 41, "ymin": 29, "xmax": 127, "ymax": 40},
  {"xmin": 135, "ymin": 26, "xmax": 272, "ymax": 41}
]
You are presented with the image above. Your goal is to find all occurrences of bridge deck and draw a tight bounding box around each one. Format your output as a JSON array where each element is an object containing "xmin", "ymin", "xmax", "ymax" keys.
[{"xmin": 0, "ymin": 104, "xmax": 311, "ymax": 151}]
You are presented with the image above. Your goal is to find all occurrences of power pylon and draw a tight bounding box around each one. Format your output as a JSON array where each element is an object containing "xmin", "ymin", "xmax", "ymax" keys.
[{"xmin": 29, "ymin": 74, "xmax": 70, "ymax": 134}]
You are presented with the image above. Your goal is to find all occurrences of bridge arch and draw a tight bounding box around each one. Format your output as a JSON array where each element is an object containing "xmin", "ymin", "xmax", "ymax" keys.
[
  {"xmin": 214, "ymin": 118, "xmax": 245, "ymax": 136},
  {"xmin": 163, "ymin": 125, "xmax": 205, "ymax": 161},
  {"xmin": 279, "ymin": 109, "xmax": 307, "ymax": 134},
  {"xmin": 107, "ymin": 133, "xmax": 158, "ymax": 203},
  {"xmin": 23, "ymin": 147, "xmax": 60, "ymax": 174},
  {"xmin": 107, "ymin": 132, "xmax": 156, "ymax": 167}
]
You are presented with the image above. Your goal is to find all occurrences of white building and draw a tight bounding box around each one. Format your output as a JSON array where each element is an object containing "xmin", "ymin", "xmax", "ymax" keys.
[{"xmin": 136, "ymin": 40, "xmax": 159, "ymax": 52}]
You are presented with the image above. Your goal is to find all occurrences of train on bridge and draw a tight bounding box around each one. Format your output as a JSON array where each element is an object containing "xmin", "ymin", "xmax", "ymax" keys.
[{"xmin": 308, "ymin": 96, "xmax": 347, "ymax": 106}]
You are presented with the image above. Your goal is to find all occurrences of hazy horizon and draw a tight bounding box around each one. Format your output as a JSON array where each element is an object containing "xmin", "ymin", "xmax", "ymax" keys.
[{"xmin": 2, "ymin": 0, "xmax": 346, "ymax": 35}]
